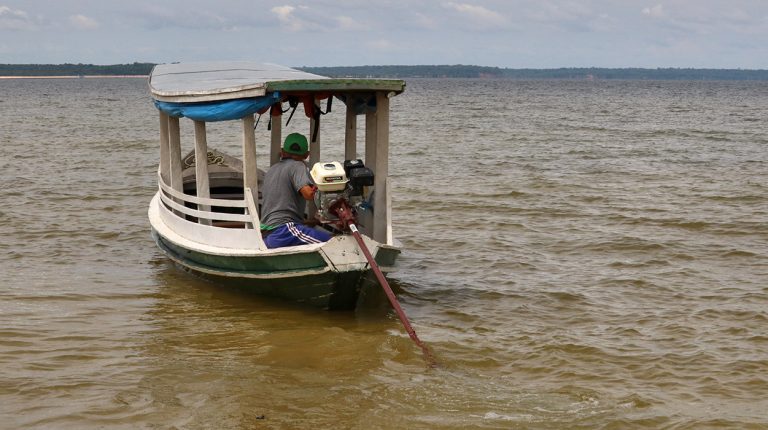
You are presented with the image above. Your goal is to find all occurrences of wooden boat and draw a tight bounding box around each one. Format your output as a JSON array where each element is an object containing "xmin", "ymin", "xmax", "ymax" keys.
[{"xmin": 147, "ymin": 62, "xmax": 405, "ymax": 310}]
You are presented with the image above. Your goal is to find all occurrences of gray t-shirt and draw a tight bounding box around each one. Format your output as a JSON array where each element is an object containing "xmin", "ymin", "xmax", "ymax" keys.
[{"xmin": 260, "ymin": 158, "xmax": 313, "ymax": 228}]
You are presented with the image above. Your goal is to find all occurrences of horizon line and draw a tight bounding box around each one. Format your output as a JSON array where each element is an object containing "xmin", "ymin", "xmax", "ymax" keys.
[{"xmin": 1, "ymin": 63, "xmax": 767, "ymax": 71}]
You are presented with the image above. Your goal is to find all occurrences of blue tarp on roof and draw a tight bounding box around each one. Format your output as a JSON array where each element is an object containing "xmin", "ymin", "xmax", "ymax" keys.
[{"xmin": 154, "ymin": 92, "xmax": 281, "ymax": 122}]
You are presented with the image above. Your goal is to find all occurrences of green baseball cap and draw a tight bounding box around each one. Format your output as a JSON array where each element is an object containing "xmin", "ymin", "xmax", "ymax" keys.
[{"xmin": 283, "ymin": 133, "xmax": 309, "ymax": 155}]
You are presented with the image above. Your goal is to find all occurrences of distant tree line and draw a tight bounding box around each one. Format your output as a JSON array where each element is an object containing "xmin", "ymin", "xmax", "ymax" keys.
[
  {"xmin": 0, "ymin": 62, "xmax": 155, "ymax": 76},
  {"xmin": 298, "ymin": 65, "xmax": 506, "ymax": 78},
  {"xmin": 2, "ymin": 63, "xmax": 767, "ymax": 80},
  {"xmin": 496, "ymin": 67, "xmax": 768, "ymax": 81},
  {"xmin": 300, "ymin": 65, "xmax": 768, "ymax": 80}
]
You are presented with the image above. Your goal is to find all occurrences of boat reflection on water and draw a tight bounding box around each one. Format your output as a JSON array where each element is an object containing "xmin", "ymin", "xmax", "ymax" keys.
[{"xmin": 120, "ymin": 259, "xmax": 423, "ymax": 427}]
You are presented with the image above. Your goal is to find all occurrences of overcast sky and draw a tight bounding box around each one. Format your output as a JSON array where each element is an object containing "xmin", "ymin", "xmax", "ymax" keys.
[{"xmin": 1, "ymin": 0, "xmax": 767, "ymax": 68}]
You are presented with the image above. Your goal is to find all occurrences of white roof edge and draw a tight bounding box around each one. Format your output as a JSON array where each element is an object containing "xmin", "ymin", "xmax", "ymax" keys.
[
  {"xmin": 151, "ymin": 87, "xmax": 268, "ymax": 103},
  {"xmin": 149, "ymin": 61, "xmax": 328, "ymax": 101}
]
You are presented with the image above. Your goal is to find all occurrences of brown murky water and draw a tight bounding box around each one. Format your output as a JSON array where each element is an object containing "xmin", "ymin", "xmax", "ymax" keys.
[{"xmin": 1, "ymin": 77, "xmax": 767, "ymax": 429}]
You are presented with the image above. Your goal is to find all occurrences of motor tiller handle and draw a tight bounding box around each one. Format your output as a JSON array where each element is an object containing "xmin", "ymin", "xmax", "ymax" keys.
[{"xmin": 330, "ymin": 199, "xmax": 436, "ymax": 366}]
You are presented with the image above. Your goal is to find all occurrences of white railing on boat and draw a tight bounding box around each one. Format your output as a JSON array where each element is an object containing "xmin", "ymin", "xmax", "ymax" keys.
[
  {"xmin": 154, "ymin": 171, "xmax": 268, "ymax": 250},
  {"xmin": 156, "ymin": 171, "xmax": 258, "ymax": 228}
]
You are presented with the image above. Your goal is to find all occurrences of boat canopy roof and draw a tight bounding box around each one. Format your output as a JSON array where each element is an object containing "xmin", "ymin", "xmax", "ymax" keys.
[
  {"xmin": 149, "ymin": 61, "xmax": 405, "ymax": 122},
  {"xmin": 149, "ymin": 61, "xmax": 406, "ymax": 102}
]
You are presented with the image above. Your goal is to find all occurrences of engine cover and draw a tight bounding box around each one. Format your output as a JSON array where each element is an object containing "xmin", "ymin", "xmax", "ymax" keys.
[{"xmin": 310, "ymin": 161, "xmax": 348, "ymax": 191}]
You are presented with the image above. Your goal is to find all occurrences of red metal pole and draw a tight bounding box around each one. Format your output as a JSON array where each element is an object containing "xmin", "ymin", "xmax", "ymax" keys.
[{"xmin": 349, "ymin": 223, "xmax": 436, "ymax": 366}]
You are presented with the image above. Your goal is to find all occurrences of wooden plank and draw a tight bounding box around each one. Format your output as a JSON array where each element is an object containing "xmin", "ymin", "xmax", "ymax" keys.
[
  {"xmin": 194, "ymin": 120, "xmax": 212, "ymax": 225},
  {"xmin": 345, "ymin": 102, "xmax": 357, "ymax": 160},
  {"xmin": 373, "ymin": 92, "xmax": 390, "ymax": 244}
]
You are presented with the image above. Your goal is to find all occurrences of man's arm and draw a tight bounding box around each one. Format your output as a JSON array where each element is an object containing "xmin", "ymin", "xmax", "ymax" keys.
[
  {"xmin": 299, "ymin": 184, "xmax": 317, "ymax": 200},
  {"xmin": 299, "ymin": 184, "xmax": 319, "ymax": 226}
]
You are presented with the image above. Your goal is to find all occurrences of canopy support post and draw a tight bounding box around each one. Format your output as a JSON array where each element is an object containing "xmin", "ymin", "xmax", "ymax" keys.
[
  {"xmin": 159, "ymin": 111, "xmax": 170, "ymax": 185},
  {"xmin": 364, "ymin": 95, "xmax": 379, "ymax": 239},
  {"xmin": 270, "ymin": 109, "xmax": 282, "ymax": 166},
  {"xmin": 345, "ymin": 99, "xmax": 357, "ymax": 160},
  {"xmin": 365, "ymin": 97, "xmax": 377, "ymax": 170},
  {"xmin": 309, "ymin": 98, "xmax": 321, "ymax": 166},
  {"xmin": 168, "ymin": 117, "xmax": 183, "ymax": 198},
  {"xmin": 242, "ymin": 115, "xmax": 267, "ymax": 249},
  {"xmin": 193, "ymin": 120, "xmax": 211, "ymax": 225},
  {"xmin": 242, "ymin": 114, "xmax": 259, "ymax": 215},
  {"xmin": 373, "ymin": 92, "xmax": 390, "ymax": 244},
  {"xmin": 307, "ymin": 99, "xmax": 321, "ymax": 219}
]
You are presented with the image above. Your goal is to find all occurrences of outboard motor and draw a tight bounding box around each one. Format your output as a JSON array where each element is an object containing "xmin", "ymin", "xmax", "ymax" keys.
[{"xmin": 310, "ymin": 159, "xmax": 374, "ymax": 232}]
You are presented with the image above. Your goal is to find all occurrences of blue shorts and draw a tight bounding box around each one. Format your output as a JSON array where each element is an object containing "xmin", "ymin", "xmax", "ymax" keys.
[{"xmin": 264, "ymin": 222, "xmax": 333, "ymax": 249}]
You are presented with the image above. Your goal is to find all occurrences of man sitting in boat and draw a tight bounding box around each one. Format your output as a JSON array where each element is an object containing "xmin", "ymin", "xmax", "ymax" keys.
[{"xmin": 260, "ymin": 133, "xmax": 333, "ymax": 248}]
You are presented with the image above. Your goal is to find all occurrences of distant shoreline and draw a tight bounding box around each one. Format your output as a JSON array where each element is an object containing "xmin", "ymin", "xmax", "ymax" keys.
[
  {"xmin": 0, "ymin": 75, "xmax": 147, "ymax": 79},
  {"xmin": 2, "ymin": 63, "xmax": 767, "ymax": 80}
]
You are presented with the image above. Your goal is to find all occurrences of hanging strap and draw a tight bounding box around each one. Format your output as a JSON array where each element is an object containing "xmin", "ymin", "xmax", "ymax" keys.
[
  {"xmin": 285, "ymin": 97, "xmax": 299, "ymax": 126},
  {"xmin": 311, "ymin": 97, "xmax": 333, "ymax": 143}
]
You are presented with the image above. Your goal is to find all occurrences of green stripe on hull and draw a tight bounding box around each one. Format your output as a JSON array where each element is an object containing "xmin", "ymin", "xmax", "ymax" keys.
[
  {"xmin": 185, "ymin": 269, "xmax": 365, "ymax": 310},
  {"xmin": 151, "ymin": 230, "xmax": 401, "ymax": 310},
  {"xmin": 158, "ymin": 235, "xmax": 327, "ymax": 274}
]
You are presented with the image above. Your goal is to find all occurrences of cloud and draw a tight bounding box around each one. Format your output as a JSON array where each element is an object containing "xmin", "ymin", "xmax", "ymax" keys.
[
  {"xmin": 522, "ymin": 1, "xmax": 616, "ymax": 33},
  {"xmin": 270, "ymin": 4, "xmax": 355, "ymax": 33},
  {"xmin": 641, "ymin": 4, "xmax": 665, "ymax": 19},
  {"xmin": 69, "ymin": 14, "xmax": 99, "ymax": 30},
  {"xmin": 335, "ymin": 15, "xmax": 365, "ymax": 31},
  {"xmin": 410, "ymin": 12, "xmax": 438, "ymax": 30},
  {"xmin": 271, "ymin": 5, "xmax": 306, "ymax": 31},
  {"xmin": 443, "ymin": 2, "xmax": 506, "ymax": 28},
  {"xmin": 721, "ymin": 8, "xmax": 768, "ymax": 35},
  {"xmin": 367, "ymin": 39, "xmax": 395, "ymax": 51},
  {"xmin": 131, "ymin": 5, "xmax": 245, "ymax": 31},
  {"xmin": 638, "ymin": 3, "xmax": 759, "ymax": 36},
  {"xmin": 0, "ymin": 5, "xmax": 38, "ymax": 30},
  {"xmin": 271, "ymin": 5, "xmax": 294, "ymax": 20}
]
